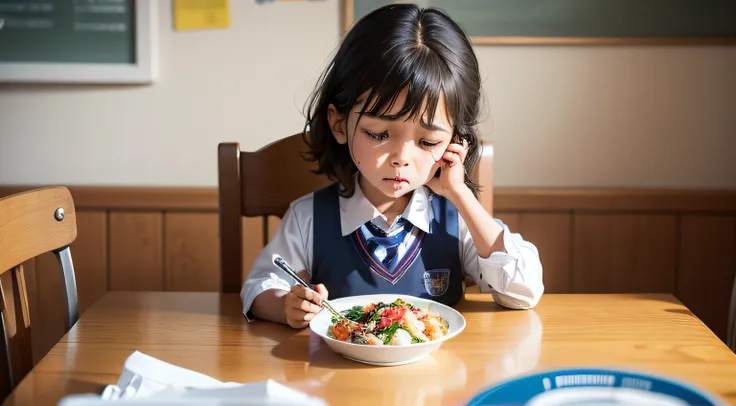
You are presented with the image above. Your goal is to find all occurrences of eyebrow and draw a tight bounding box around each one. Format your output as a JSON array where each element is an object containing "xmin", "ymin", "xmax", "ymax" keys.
[
  {"xmin": 420, "ymin": 121, "xmax": 451, "ymax": 133},
  {"xmin": 361, "ymin": 112, "xmax": 451, "ymax": 133}
]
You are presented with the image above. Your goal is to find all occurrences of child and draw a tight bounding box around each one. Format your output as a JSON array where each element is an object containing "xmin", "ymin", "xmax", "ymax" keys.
[{"xmin": 241, "ymin": 4, "xmax": 544, "ymax": 328}]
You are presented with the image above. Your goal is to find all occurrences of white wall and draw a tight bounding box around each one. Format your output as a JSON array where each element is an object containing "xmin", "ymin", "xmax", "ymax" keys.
[{"xmin": 1, "ymin": 0, "xmax": 734, "ymax": 188}]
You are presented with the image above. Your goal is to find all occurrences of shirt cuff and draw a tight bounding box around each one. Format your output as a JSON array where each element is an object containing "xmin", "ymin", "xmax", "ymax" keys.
[
  {"xmin": 478, "ymin": 222, "xmax": 523, "ymax": 291},
  {"xmin": 241, "ymin": 272, "xmax": 291, "ymax": 322},
  {"xmin": 475, "ymin": 221, "xmax": 544, "ymax": 309}
]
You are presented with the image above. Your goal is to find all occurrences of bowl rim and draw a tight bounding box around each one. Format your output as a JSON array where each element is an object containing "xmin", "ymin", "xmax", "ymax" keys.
[
  {"xmin": 309, "ymin": 294, "xmax": 467, "ymax": 349},
  {"xmin": 463, "ymin": 367, "xmax": 728, "ymax": 406}
]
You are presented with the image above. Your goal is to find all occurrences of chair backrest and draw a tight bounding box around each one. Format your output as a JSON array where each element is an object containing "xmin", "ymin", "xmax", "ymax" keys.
[
  {"xmin": 217, "ymin": 132, "xmax": 494, "ymax": 293},
  {"xmin": 0, "ymin": 186, "xmax": 80, "ymax": 391}
]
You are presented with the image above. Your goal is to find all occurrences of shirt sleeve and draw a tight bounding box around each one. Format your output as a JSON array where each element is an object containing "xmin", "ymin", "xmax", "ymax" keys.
[
  {"xmin": 240, "ymin": 197, "xmax": 314, "ymax": 321},
  {"xmin": 459, "ymin": 215, "xmax": 544, "ymax": 309}
]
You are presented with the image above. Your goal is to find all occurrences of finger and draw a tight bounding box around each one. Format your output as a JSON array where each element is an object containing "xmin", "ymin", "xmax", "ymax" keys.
[
  {"xmin": 299, "ymin": 298, "xmax": 322, "ymax": 313},
  {"xmin": 444, "ymin": 145, "xmax": 463, "ymax": 161},
  {"xmin": 445, "ymin": 143, "xmax": 465, "ymax": 154},
  {"xmin": 314, "ymin": 284, "xmax": 329, "ymax": 303},
  {"xmin": 287, "ymin": 291, "xmax": 321, "ymax": 313},
  {"xmin": 286, "ymin": 307, "xmax": 316, "ymax": 323},
  {"xmin": 443, "ymin": 150, "xmax": 462, "ymax": 167},
  {"xmin": 459, "ymin": 139, "xmax": 469, "ymax": 161},
  {"xmin": 291, "ymin": 284, "xmax": 318, "ymax": 303},
  {"xmin": 446, "ymin": 143, "xmax": 467, "ymax": 162},
  {"xmin": 286, "ymin": 313, "xmax": 309, "ymax": 329},
  {"xmin": 308, "ymin": 284, "xmax": 321, "ymax": 305},
  {"xmin": 285, "ymin": 306, "xmax": 309, "ymax": 328}
]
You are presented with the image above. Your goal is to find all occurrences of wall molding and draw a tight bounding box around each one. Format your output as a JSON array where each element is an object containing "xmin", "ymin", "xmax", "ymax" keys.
[
  {"xmin": 2, "ymin": 185, "xmax": 735, "ymax": 212},
  {"xmin": 0, "ymin": 186, "xmax": 218, "ymax": 211},
  {"xmin": 494, "ymin": 188, "xmax": 736, "ymax": 213}
]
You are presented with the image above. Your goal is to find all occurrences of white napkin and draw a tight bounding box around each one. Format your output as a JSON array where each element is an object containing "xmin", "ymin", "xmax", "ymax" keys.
[{"xmin": 57, "ymin": 351, "xmax": 327, "ymax": 406}]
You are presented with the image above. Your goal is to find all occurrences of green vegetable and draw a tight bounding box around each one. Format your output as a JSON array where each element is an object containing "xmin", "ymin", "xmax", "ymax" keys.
[
  {"xmin": 368, "ymin": 307, "xmax": 384, "ymax": 322},
  {"xmin": 342, "ymin": 305, "xmax": 365, "ymax": 322},
  {"xmin": 362, "ymin": 302, "xmax": 389, "ymax": 324},
  {"xmin": 391, "ymin": 298, "xmax": 409, "ymax": 307},
  {"xmin": 399, "ymin": 326, "xmax": 426, "ymax": 343},
  {"xmin": 382, "ymin": 322, "xmax": 401, "ymax": 345}
]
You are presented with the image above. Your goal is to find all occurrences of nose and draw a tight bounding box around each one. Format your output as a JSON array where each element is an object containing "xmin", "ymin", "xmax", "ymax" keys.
[
  {"xmin": 390, "ymin": 142, "xmax": 412, "ymax": 168},
  {"xmin": 391, "ymin": 159, "xmax": 409, "ymax": 167}
]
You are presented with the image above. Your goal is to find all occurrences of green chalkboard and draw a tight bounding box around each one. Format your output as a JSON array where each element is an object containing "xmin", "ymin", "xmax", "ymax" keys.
[
  {"xmin": 0, "ymin": 0, "xmax": 135, "ymax": 63},
  {"xmin": 346, "ymin": 0, "xmax": 736, "ymax": 44}
]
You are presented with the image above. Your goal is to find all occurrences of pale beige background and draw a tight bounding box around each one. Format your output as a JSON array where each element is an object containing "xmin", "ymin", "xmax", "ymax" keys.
[{"xmin": 1, "ymin": 0, "xmax": 734, "ymax": 188}]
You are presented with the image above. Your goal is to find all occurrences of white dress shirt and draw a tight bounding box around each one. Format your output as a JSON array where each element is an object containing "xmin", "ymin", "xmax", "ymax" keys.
[{"xmin": 240, "ymin": 183, "xmax": 544, "ymax": 319}]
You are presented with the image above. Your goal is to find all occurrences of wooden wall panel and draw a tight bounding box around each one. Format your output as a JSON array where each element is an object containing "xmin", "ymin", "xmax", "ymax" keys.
[
  {"xmin": 493, "ymin": 212, "xmax": 572, "ymax": 293},
  {"xmin": 520, "ymin": 214, "xmax": 572, "ymax": 293},
  {"xmin": 164, "ymin": 213, "xmax": 219, "ymax": 292},
  {"xmin": 573, "ymin": 214, "xmax": 677, "ymax": 294},
  {"xmin": 109, "ymin": 212, "xmax": 163, "ymax": 291},
  {"xmin": 494, "ymin": 212, "xmax": 520, "ymax": 232},
  {"xmin": 72, "ymin": 211, "xmax": 108, "ymax": 315},
  {"xmin": 678, "ymin": 215, "xmax": 736, "ymax": 342}
]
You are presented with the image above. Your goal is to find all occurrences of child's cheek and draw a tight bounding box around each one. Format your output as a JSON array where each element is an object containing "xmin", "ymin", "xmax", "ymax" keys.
[
  {"xmin": 423, "ymin": 151, "xmax": 442, "ymax": 171},
  {"xmin": 350, "ymin": 137, "xmax": 369, "ymax": 167},
  {"xmin": 416, "ymin": 153, "xmax": 440, "ymax": 181}
]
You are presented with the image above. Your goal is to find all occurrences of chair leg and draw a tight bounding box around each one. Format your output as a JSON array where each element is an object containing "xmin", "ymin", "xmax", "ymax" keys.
[{"xmin": 53, "ymin": 247, "xmax": 79, "ymax": 330}]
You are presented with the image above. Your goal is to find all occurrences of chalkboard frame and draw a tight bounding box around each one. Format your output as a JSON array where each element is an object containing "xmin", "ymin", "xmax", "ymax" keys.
[
  {"xmin": 342, "ymin": 0, "xmax": 736, "ymax": 45},
  {"xmin": 0, "ymin": 0, "xmax": 158, "ymax": 84}
]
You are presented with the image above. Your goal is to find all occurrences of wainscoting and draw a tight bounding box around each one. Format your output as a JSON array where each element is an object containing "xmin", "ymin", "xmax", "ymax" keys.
[{"xmin": 1, "ymin": 186, "xmax": 735, "ymax": 377}]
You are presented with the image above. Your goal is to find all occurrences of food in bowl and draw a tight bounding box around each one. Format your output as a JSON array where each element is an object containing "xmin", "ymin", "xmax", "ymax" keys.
[{"xmin": 328, "ymin": 298, "xmax": 449, "ymax": 346}]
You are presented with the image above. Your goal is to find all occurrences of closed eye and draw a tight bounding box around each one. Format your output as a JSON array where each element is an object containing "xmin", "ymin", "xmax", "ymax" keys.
[
  {"xmin": 365, "ymin": 130, "xmax": 388, "ymax": 141},
  {"xmin": 420, "ymin": 140, "xmax": 442, "ymax": 149}
]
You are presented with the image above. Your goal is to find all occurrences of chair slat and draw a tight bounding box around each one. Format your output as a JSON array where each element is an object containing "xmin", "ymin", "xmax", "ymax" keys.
[{"xmin": 0, "ymin": 186, "xmax": 80, "ymax": 396}]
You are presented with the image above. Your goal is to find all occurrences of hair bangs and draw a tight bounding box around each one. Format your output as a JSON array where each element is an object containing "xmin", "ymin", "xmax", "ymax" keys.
[{"xmin": 357, "ymin": 48, "xmax": 460, "ymax": 130}]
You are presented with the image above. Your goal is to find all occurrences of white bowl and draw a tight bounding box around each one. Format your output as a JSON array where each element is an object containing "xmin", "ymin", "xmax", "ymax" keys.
[{"xmin": 309, "ymin": 294, "xmax": 466, "ymax": 366}]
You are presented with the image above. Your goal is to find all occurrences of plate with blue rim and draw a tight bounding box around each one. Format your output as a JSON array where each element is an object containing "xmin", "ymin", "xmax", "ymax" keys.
[{"xmin": 465, "ymin": 367, "xmax": 726, "ymax": 406}]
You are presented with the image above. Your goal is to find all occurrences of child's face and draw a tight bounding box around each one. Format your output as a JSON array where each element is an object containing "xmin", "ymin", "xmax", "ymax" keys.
[{"xmin": 329, "ymin": 88, "xmax": 454, "ymax": 201}]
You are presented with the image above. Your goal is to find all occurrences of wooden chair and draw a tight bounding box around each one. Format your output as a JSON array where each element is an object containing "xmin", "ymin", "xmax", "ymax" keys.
[
  {"xmin": 0, "ymin": 187, "xmax": 79, "ymax": 391},
  {"xmin": 218, "ymin": 132, "xmax": 494, "ymax": 293}
]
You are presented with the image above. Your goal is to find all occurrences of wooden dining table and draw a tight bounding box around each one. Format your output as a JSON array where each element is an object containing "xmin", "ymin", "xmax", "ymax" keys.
[{"xmin": 3, "ymin": 291, "xmax": 736, "ymax": 405}]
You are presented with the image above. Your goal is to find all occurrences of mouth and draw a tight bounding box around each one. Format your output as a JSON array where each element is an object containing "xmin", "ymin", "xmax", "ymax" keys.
[
  {"xmin": 383, "ymin": 176, "xmax": 409, "ymax": 190},
  {"xmin": 384, "ymin": 176, "xmax": 408, "ymax": 182}
]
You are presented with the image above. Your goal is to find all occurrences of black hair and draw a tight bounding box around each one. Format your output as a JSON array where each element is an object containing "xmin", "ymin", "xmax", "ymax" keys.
[{"xmin": 302, "ymin": 3, "xmax": 483, "ymax": 197}]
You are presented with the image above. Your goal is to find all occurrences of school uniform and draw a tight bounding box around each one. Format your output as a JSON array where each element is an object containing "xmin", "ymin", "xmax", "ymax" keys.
[{"xmin": 240, "ymin": 181, "xmax": 544, "ymax": 321}]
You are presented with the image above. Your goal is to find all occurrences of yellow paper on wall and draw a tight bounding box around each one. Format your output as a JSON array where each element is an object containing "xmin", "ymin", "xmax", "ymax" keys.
[{"xmin": 174, "ymin": 0, "xmax": 230, "ymax": 31}]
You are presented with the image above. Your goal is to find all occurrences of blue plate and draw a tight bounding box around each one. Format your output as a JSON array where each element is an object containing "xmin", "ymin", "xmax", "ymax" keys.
[{"xmin": 465, "ymin": 368, "xmax": 725, "ymax": 406}]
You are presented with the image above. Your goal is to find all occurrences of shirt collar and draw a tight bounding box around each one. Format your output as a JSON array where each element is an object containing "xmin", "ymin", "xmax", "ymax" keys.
[{"xmin": 338, "ymin": 176, "xmax": 433, "ymax": 236}]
